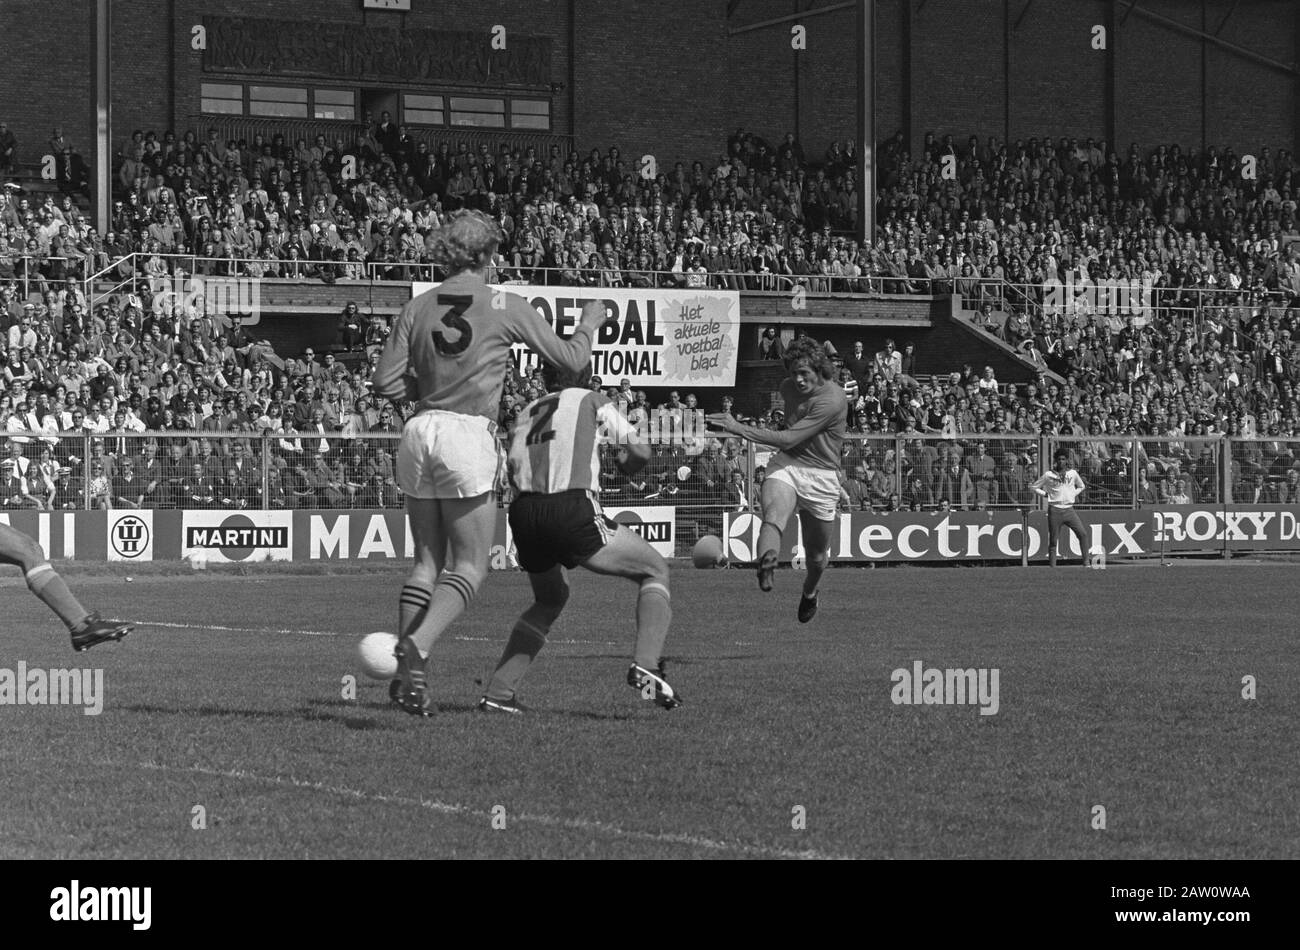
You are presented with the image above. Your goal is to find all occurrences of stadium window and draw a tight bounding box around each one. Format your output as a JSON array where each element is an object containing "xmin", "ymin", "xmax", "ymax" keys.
[
  {"xmin": 249, "ymin": 85, "xmax": 309, "ymax": 118},
  {"xmin": 402, "ymin": 94, "xmax": 445, "ymax": 127},
  {"xmin": 449, "ymin": 96, "xmax": 505, "ymax": 128},
  {"xmin": 510, "ymin": 98, "xmax": 550, "ymax": 131},
  {"xmin": 314, "ymin": 89, "xmax": 356, "ymax": 121},
  {"xmin": 200, "ymin": 83, "xmax": 243, "ymax": 115}
]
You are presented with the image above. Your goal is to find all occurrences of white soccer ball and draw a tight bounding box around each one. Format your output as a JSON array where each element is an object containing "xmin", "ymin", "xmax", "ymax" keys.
[
  {"xmin": 357, "ymin": 631, "xmax": 400, "ymax": 681},
  {"xmin": 188, "ymin": 551, "xmax": 208, "ymax": 571}
]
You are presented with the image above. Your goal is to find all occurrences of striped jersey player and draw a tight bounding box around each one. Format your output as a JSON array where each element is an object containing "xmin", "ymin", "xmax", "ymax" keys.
[{"xmin": 479, "ymin": 362, "xmax": 680, "ymax": 713}]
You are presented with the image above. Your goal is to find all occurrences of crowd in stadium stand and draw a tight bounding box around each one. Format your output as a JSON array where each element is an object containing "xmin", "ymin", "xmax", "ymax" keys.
[{"xmin": 1, "ymin": 113, "xmax": 1299, "ymax": 512}]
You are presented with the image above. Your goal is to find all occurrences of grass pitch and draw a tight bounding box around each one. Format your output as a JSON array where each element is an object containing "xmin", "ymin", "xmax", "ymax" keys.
[{"xmin": 1, "ymin": 561, "xmax": 1296, "ymax": 859}]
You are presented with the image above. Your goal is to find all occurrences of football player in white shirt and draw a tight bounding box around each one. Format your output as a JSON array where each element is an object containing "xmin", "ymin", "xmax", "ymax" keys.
[{"xmin": 1030, "ymin": 451, "xmax": 1088, "ymax": 567}]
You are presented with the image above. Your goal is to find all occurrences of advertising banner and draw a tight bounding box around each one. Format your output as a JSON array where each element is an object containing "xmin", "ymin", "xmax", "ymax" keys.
[
  {"xmin": 294, "ymin": 509, "xmax": 518, "ymax": 569},
  {"xmin": 0, "ymin": 511, "xmax": 80, "ymax": 560},
  {"xmin": 605, "ymin": 505, "xmax": 676, "ymax": 558},
  {"xmin": 411, "ymin": 282, "xmax": 740, "ymax": 387},
  {"xmin": 179, "ymin": 510, "xmax": 293, "ymax": 563},
  {"xmin": 292, "ymin": 506, "xmax": 673, "ymax": 565},
  {"xmin": 722, "ymin": 506, "xmax": 1300, "ymax": 562},
  {"xmin": 7, "ymin": 505, "xmax": 1295, "ymax": 565},
  {"xmin": 106, "ymin": 510, "xmax": 154, "ymax": 562}
]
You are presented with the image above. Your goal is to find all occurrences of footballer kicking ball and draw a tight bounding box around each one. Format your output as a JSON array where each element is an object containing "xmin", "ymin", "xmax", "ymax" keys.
[
  {"xmin": 358, "ymin": 631, "xmax": 400, "ymax": 680},
  {"xmin": 692, "ymin": 534, "xmax": 726, "ymax": 568}
]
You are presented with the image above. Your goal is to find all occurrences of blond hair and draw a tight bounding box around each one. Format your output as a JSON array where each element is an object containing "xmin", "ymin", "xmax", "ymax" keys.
[{"xmin": 428, "ymin": 209, "xmax": 502, "ymax": 275}]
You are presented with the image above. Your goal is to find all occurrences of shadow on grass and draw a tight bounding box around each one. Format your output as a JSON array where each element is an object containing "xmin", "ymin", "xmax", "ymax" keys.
[
  {"xmin": 120, "ymin": 702, "xmax": 394, "ymax": 731},
  {"xmin": 540, "ymin": 654, "xmax": 764, "ymax": 664}
]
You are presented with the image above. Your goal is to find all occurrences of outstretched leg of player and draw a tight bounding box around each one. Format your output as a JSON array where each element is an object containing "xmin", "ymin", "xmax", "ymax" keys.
[
  {"xmin": 480, "ymin": 565, "xmax": 568, "ymax": 713},
  {"xmin": 393, "ymin": 494, "xmax": 495, "ymax": 716},
  {"xmin": 756, "ymin": 477, "xmax": 797, "ymax": 591},
  {"xmin": 583, "ymin": 525, "xmax": 680, "ymax": 708},
  {"xmin": 0, "ymin": 524, "xmax": 133, "ymax": 651},
  {"xmin": 796, "ymin": 512, "xmax": 834, "ymax": 623}
]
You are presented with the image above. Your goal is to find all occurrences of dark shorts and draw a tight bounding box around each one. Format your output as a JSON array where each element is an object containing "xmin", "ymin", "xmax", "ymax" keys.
[
  {"xmin": 508, "ymin": 489, "xmax": 619, "ymax": 574},
  {"xmin": 1047, "ymin": 505, "xmax": 1086, "ymax": 540}
]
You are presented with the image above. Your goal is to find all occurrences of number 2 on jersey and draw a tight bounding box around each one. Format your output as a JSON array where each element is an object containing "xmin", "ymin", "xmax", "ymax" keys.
[
  {"xmin": 432, "ymin": 294, "xmax": 473, "ymax": 356},
  {"xmin": 526, "ymin": 395, "xmax": 559, "ymax": 446}
]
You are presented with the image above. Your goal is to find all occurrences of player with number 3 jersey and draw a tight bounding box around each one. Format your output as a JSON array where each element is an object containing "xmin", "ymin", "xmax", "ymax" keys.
[{"xmin": 373, "ymin": 209, "xmax": 610, "ymax": 717}]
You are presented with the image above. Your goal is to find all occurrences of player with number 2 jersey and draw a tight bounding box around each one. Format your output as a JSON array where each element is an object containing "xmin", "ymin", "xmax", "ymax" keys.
[{"xmin": 476, "ymin": 359, "xmax": 679, "ymax": 714}]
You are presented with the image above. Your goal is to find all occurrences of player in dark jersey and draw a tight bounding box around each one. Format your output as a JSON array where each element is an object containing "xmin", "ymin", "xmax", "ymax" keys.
[
  {"xmin": 0, "ymin": 523, "xmax": 133, "ymax": 651},
  {"xmin": 707, "ymin": 336, "xmax": 846, "ymax": 622},
  {"xmin": 478, "ymin": 360, "xmax": 679, "ymax": 713},
  {"xmin": 373, "ymin": 210, "xmax": 609, "ymax": 717}
]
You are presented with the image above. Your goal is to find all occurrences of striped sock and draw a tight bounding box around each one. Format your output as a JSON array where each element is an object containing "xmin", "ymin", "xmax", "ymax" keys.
[
  {"xmin": 411, "ymin": 571, "xmax": 477, "ymax": 656},
  {"xmin": 398, "ymin": 582, "xmax": 433, "ymax": 644}
]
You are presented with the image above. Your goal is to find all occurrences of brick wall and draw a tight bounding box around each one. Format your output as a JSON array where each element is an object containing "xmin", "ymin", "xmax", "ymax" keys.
[
  {"xmin": 1012, "ymin": 0, "xmax": 1108, "ymax": 142},
  {"xmin": 0, "ymin": 0, "xmax": 93, "ymax": 165},
  {"xmin": 0, "ymin": 0, "xmax": 1295, "ymax": 202}
]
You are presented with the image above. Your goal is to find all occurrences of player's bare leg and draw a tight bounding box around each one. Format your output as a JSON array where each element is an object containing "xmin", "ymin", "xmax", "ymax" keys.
[
  {"xmin": 0, "ymin": 524, "xmax": 133, "ymax": 652},
  {"xmin": 480, "ymin": 565, "xmax": 569, "ymax": 714},
  {"xmin": 393, "ymin": 494, "xmax": 495, "ymax": 716},
  {"xmin": 582, "ymin": 525, "xmax": 680, "ymax": 708},
  {"xmin": 756, "ymin": 477, "xmax": 797, "ymax": 592},
  {"xmin": 796, "ymin": 512, "xmax": 834, "ymax": 623}
]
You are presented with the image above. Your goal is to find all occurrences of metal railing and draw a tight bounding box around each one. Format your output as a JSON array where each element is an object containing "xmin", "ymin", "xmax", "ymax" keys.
[
  {"xmin": 5, "ymin": 432, "xmax": 1297, "ymax": 564},
  {"xmin": 818, "ymin": 434, "xmax": 1300, "ymax": 512},
  {"xmin": 2, "ymin": 255, "xmax": 81, "ymax": 301},
  {"xmin": 1, "ymin": 430, "xmax": 404, "ymax": 512},
  {"xmin": 80, "ymin": 251, "xmax": 953, "ymax": 310}
]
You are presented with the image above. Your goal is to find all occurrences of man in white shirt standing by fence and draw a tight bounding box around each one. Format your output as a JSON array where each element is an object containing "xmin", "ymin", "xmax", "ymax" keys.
[{"xmin": 1032, "ymin": 451, "xmax": 1088, "ymax": 567}]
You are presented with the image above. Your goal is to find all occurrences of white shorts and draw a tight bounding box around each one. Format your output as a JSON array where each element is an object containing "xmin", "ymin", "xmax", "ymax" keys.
[
  {"xmin": 397, "ymin": 410, "xmax": 501, "ymax": 499},
  {"xmin": 764, "ymin": 455, "xmax": 840, "ymax": 522}
]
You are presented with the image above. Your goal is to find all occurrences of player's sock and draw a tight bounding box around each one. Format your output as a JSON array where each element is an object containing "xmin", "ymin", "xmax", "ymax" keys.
[
  {"xmin": 398, "ymin": 582, "xmax": 433, "ymax": 642},
  {"xmin": 411, "ymin": 571, "xmax": 477, "ymax": 656},
  {"xmin": 26, "ymin": 564, "xmax": 92, "ymax": 631},
  {"xmin": 633, "ymin": 581, "xmax": 672, "ymax": 670},
  {"xmin": 485, "ymin": 614, "xmax": 550, "ymax": 701},
  {"xmin": 802, "ymin": 552, "xmax": 827, "ymax": 598},
  {"xmin": 757, "ymin": 521, "xmax": 784, "ymax": 563}
]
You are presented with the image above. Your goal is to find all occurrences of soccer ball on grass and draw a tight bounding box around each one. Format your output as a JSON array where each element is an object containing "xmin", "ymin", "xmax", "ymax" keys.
[{"xmin": 358, "ymin": 631, "xmax": 400, "ymax": 680}]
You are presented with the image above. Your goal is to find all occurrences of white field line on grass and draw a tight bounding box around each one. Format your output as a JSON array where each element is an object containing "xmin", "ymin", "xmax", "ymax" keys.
[
  {"xmin": 135, "ymin": 759, "xmax": 845, "ymax": 860},
  {"xmin": 135, "ymin": 620, "xmax": 624, "ymax": 646},
  {"xmin": 135, "ymin": 620, "xmax": 757, "ymax": 647}
]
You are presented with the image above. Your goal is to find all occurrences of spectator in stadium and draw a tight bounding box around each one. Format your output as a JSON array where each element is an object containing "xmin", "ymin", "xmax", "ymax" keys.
[{"xmin": 338, "ymin": 302, "xmax": 364, "ymax": 352}]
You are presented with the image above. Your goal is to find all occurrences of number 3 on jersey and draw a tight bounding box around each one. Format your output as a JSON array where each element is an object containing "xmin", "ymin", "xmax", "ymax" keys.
[
  {"xmin": 526, "ymin": 395, "xmax": 558, "ymax": 446},
  {"xmin": 432, "ymin": 294, "xmax": 473, "ymax": 356}
]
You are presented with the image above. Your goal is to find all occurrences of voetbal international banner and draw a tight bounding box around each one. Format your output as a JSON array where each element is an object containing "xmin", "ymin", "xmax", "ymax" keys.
[{"xmin": 411, "ymin": 282, "xmax": 740, "ymax": 387}]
